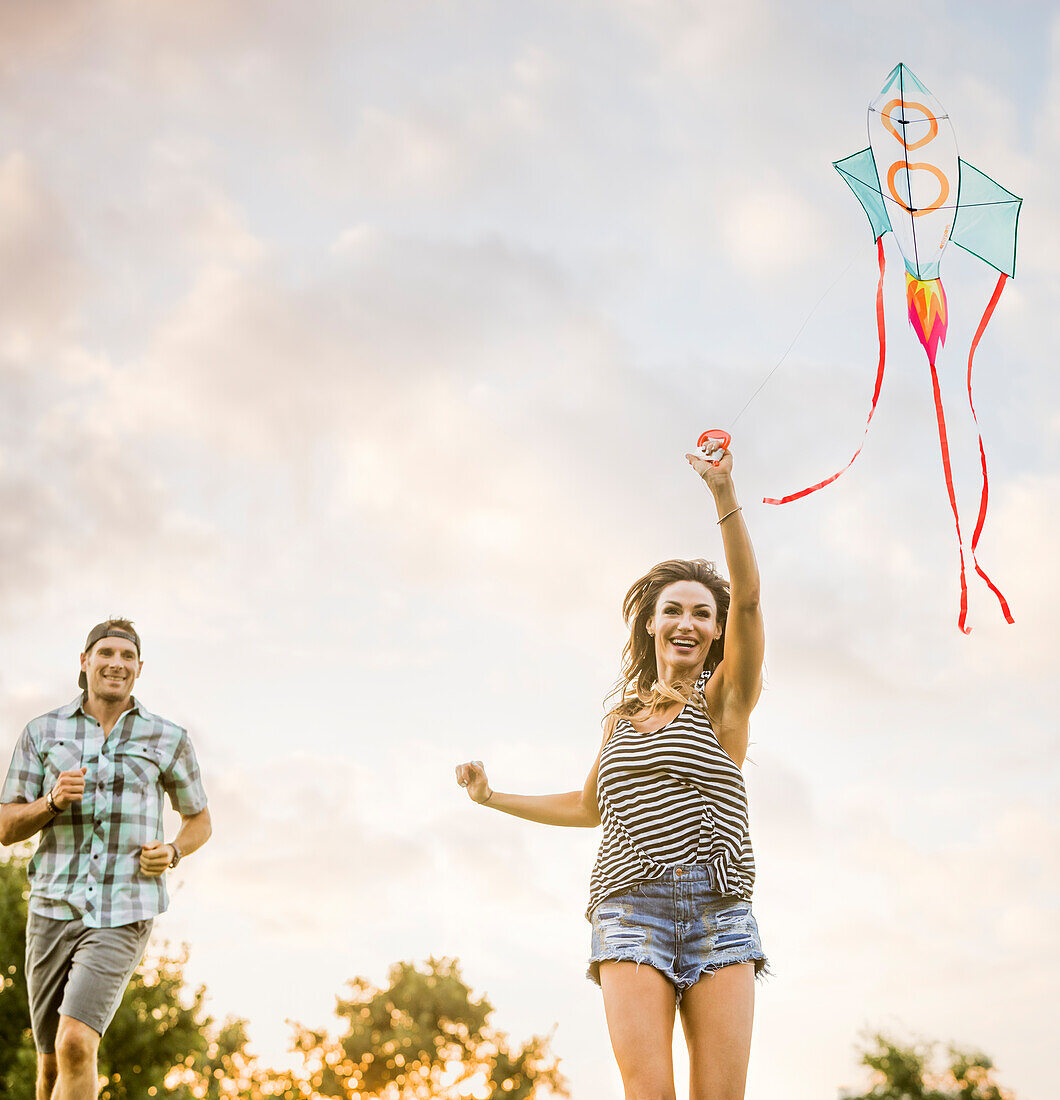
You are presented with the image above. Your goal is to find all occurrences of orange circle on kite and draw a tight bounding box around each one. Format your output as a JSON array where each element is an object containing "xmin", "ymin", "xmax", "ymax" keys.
[
  {"xmin": 886, "ymin": 160, "xmax": 950, "ymax": 217},
  {"xmin": 881, "ymin": 98, "xmax": 939, "ymax": 150}
]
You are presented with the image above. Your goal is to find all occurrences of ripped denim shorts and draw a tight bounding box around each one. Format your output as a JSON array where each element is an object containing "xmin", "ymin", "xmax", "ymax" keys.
[{"xmin": 587, "ymin": 863, "xmax": 768, "ymax": 1002}]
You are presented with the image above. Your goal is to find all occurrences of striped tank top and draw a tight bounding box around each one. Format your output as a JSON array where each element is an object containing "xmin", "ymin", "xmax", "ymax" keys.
[{"xmin": 587, "ymin": 671, "xmax": 756, "ymax": 918}]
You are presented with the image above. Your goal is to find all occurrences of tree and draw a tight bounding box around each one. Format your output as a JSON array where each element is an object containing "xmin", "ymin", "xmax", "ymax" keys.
[
  {"xmin": 285, "ymin": 957, "xmax": 568, "ymax": 1100},
  {"xmin": 0, "ymin": 851, "xmax": 272, "ymax": 1100},
  {"xmin": 843, "ymin": 1032, "xmax": 1016, "ymax": 1100},
  {"xmin": 2, "ymin": 853, "xmax": 567, "ymax": 1100},
  {"xmin": 1, "ymin": 846, "xmax": 38, "ymax": 1098}
]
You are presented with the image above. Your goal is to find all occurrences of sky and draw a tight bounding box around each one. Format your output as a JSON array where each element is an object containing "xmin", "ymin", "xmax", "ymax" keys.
[{"xmin": 0, "ymin": 2, "xmax": 1057, "ymax": 1098}]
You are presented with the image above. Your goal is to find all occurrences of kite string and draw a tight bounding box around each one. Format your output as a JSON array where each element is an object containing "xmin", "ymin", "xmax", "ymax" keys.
[
  {"xmin": 762, "ymin": 236, "xmax": 888, "ymax": 506},
  {"xmin": 729, "ymin": 245, "xmax": 862, "ymax": 429}
]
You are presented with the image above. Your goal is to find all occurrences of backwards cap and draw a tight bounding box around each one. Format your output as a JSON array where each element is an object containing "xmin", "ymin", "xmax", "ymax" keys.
[{"xmin": 79, "ymin": 622, "xmax": 141, "ymax": 690}]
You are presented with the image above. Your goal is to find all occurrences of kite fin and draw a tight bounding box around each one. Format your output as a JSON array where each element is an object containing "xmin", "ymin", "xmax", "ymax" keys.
[
  {"xmin": 951, "ymin": 159, "xmax": 1022, "ymax": 277},
  {"xmin": 834, "ymin": 149, "xmax": 892, "ymax": 242}
]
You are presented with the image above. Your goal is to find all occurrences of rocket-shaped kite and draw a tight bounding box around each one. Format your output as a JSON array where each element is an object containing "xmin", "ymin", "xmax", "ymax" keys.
[{"xmin": 767, "ymin": 63, "xmax": 1022, "ymax": 633}]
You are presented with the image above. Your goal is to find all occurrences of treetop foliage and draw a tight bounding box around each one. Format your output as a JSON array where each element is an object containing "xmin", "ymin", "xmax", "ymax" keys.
[
  {"xmin": 843, "ymin": 1032, "xmax": 1015, "ymax": 1100},
  {"xmin": 285, "ymin": 956, "xmax": 567, "ymax": 1099},
  {"xmin": 0, "ymin": 852, "xmax": 566, "ymax": 1100}
]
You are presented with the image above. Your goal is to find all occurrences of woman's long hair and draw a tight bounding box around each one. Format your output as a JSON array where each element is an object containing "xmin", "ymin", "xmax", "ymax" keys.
[{"xmin": 605, "ymin": 558, "xmax": 730, "ymax": 723}]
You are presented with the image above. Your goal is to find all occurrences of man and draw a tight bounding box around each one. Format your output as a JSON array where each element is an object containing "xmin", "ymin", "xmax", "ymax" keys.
[{"xmin": 0, "ymin": 620, "xmax": 211, "ymax": 1100}]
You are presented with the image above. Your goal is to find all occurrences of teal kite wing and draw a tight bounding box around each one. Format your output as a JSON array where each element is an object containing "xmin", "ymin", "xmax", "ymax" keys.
[
  {"xmin": 833, "ymin": 150, "xmax": 1023, "ymax": 278},
  {"xmin": 951, "ymin": 159, "xmax": 1022, "ymax": 277},
  {"xmin": 834, "ymin": 148, "xmax": 892, "ymax": 241}
]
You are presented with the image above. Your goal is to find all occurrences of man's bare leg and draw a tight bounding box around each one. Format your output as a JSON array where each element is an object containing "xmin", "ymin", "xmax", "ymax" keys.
[
  {"xmin": 36, "ymin": 1052, "xmax": 58, "ymax": 1100},
  {"xmin": 53, "ymin": 1017, "xmax": 100, "ymax": 1100}
]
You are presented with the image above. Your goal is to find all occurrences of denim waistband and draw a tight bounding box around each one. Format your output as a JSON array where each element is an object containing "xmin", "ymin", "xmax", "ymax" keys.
[{"xmin": 655, "ymin": 862, "xmax": 717, "ymax": 886}]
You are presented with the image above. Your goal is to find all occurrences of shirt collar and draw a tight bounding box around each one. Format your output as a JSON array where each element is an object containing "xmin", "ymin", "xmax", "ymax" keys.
[
  {"xmin": 59, "ymin": 694, "xmax": 150, "ymax": 720},
  {"xmin": 57, "ymin": 696, "xmax": 84, "ymax": 718}
]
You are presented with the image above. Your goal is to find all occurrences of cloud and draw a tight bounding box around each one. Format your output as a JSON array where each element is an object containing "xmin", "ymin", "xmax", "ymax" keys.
[
  {"xmin": 0, "ymin": 153, "xmax": 84, "ymax": 352},
  {"xmin": 0, "ymin": 3, "xmax": 95, "ymax": 80},
  {"xmin": 0, "ymin": 368, "xmax": 218, "ymax": 624},
  {"xmin": 614, "ymin": 0, "xmax": 776, "ymax": 78},
  {"xmin": 102, "ymin": 229, "xmax": 690, "ymax": 624},
  {"xmin": 723, "ymin": 187, "xmax": 829, "ymax": 278},
  {"xmin": 190, "ymin": 754, "xmax": 431, "ymax": 938},
  {"xmin": 973, "ymin": 472, "xmax": 1060, "ymax": 682}
]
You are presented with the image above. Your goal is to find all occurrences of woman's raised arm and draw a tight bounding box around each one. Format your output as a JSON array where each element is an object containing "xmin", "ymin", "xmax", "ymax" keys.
[{"xmin": 686, "ymin": 446, "xmax": 765, "ymax": 722}]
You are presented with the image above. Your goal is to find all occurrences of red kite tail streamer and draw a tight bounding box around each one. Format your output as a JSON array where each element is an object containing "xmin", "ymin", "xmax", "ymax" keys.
[
  {"xmin": 967, "ymin": 273, "xmax": 1015, "ymax": 624},
  {"xmin": 926, "ymin": 358, "xmax": 970, "ymax": 633},
  {"xmin": 763, "ymin": 236, "xmax": 888, "ymax": 506}
]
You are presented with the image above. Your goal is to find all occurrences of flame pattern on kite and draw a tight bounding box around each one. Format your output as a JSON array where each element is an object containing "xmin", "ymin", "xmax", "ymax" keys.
[
  {"xmin": 765, "ymin": 63, "xmax": 1022, "ymax": 632},
  {"xmin": 905, "ymin": 275, "xmax": 947, "ymax": 364}
]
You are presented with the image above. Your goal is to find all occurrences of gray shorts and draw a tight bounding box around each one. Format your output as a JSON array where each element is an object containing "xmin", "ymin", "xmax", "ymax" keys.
[{"xmin": 25, "ymin": 911, "xmax": 153, "ymax": 1052}]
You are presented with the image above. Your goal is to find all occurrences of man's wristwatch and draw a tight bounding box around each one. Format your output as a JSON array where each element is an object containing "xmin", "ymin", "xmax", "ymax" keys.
[
  {"xmin": 167, "ymin": 844, "xmax": 183, "ymax": 869},
  {"xmin": 45, "ymin": 790, "xmax": 61, "ymax": 816}
]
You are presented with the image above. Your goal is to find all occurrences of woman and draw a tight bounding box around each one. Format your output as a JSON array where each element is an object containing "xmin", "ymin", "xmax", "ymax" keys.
[{"xmin": 455, "ymin": 443, "xmax": 766, "ymax": 1100}]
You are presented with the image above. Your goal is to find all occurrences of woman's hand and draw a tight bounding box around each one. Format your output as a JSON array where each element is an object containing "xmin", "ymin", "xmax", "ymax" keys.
[
  {"xmin": 685, "ymin": 445, "xmax": 733, "ymax": 494},
  {"xmin": 455, "ymin": 760, "xmax": 492, "ymax": 805}
]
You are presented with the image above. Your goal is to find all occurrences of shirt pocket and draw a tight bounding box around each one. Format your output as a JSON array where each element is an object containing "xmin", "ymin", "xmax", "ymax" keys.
[
  {"xmin": 43, "ymin": 739, "xmax": 84, "ymax": 784},
  {"xmin": 117, "ymin": 745, "xmax": 163, "ymax": 792}
]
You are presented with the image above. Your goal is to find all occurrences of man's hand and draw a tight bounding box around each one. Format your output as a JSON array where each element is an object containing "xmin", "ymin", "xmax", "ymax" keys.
[
  {"xmin": 139, "ymin": 840, "xmax": 173, "ymax": 877},
  {"xmin": 51, "ymin": 768, "xmax": 87, "ymax": 810}
]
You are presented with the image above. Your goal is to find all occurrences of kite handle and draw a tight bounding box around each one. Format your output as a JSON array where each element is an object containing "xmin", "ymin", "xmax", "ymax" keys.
[{"xmin": 697, "ymin": 429, "xmax": 731, "ymax": 466}]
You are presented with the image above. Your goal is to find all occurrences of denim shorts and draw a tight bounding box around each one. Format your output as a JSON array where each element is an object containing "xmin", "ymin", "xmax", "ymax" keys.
[
  {"xmin": 25, "ymin": 911, "xmax": 153, "ymax": 1051},
  {"xmin": 587, "ymin": 864, "xmax": 768, "ymax": 1002}
]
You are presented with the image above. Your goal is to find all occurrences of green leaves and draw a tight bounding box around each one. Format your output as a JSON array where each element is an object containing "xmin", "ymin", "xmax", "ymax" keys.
[
  {"xmin": 291, "ymin": 957, "xmax": 567, "ymax": 1099},
  {"xmin": 845, "ymin": 1033, "xmax": 1015, "ymax": 1100},
  {"xmin": 0, "ymin": 853, "xmax": 566, "ymax": 1099},
  {"xmin": 0, "ymin": 850, "xmax": 33, "ymax": 1098}
]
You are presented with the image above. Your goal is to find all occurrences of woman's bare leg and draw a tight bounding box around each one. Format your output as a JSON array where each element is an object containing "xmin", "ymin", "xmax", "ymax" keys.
[
  {"xmin": 598, "ymin": 961, "xmax": 679, "ymax": 1100},
  {"xmin": 678, "ymin": 962, "xmax": 754, "ymax": 1100}
]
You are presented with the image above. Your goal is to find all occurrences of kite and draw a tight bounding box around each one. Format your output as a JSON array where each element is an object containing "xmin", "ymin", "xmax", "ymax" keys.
[{"xmin": 763, "ymin": 62, "xmax": 1021, "ymax": 632}]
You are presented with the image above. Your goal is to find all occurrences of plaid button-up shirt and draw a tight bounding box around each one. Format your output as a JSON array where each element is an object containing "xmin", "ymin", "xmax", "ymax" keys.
[{"xmin": 1, "ymin": 696, "xmax": 208, "ymax": 928}]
